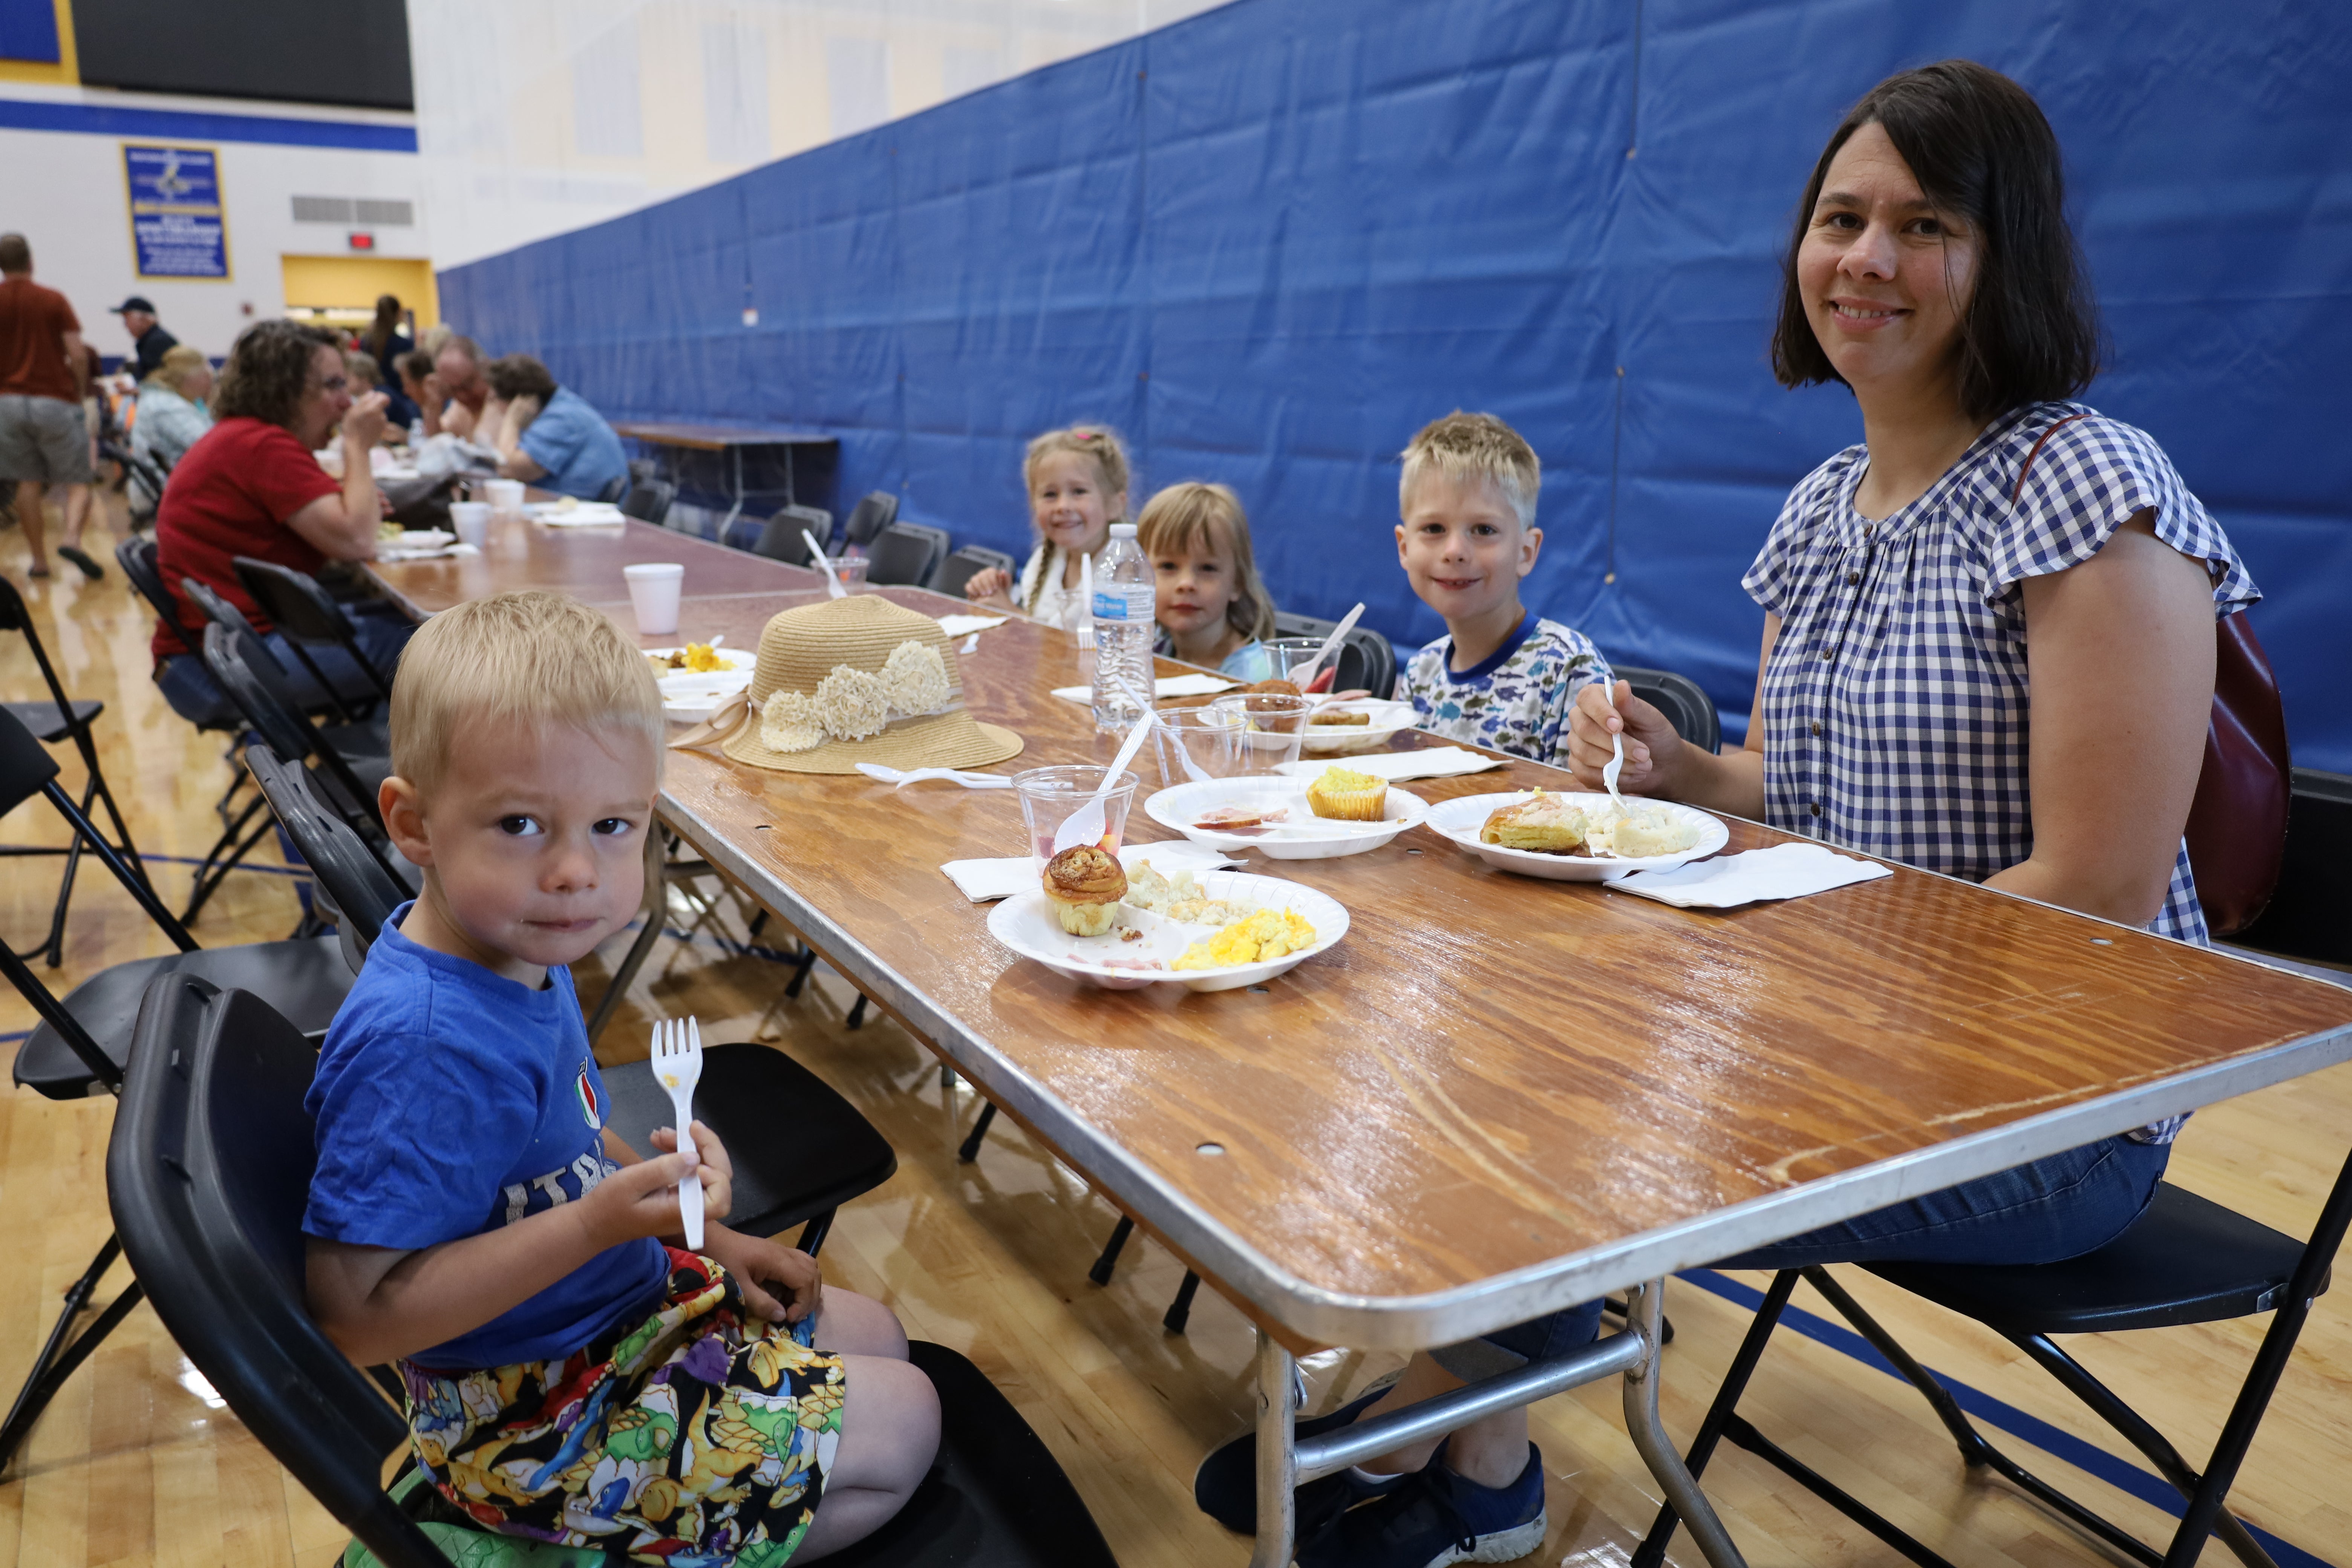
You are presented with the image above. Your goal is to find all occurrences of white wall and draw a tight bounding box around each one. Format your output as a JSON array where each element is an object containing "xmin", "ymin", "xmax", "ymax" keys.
[
  {"xmin": 409, "ymin": 0, "xmax": 1237, "ymax": 271},
  {"xmin": 0, "ymin": 84, "xmax": 424, "ymax": 361}
]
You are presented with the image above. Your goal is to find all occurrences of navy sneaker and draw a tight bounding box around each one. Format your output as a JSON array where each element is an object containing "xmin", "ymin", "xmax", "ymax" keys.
[
  {"xmin": 1297, "ymin": 1442, "xmax": 1547, "ymax": 1567},
  {"xmin": 1193, "ymin": 1381, "xmax": 1403, "ymax": 1534}
]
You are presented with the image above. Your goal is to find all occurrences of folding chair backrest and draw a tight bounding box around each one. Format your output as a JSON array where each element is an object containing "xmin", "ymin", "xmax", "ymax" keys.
[
  {"xmin": 0, "ymin": 573, "xmax": 79, "ymax": 722},
  {"xmin": 620, "ymin": 479, "xmax": 675, "ymax": 526},
  {"xmin": 244, "ymin": 745, "xmax": 404, "ymax": 949},
  {"xmin": 865, "ymin": 522, "xmax": 949, "ymax": 588},
  {"xmin": 202, "ymin": 622, "xmax": 316, "ymax": 764},
  {"xmin": 231, "ymin": 558, "xmax": 354, "ymax": 649},
  {"xmin": 1617, "ymin": 665, "xmax": 1722, "ymax": 755},
  {"xmin": 841, "ymin": 491, "xmax": 899, "ymax": 549},
  {"xmin": 108, "ymin": 975, "xmax": 443, "ymax": 1568},
  {"xmin": 180, "ymin": 574, "xmax": 261, "ymax": 640},
  {"xmin": 928, "ymin": 544, "xmax": 1015, "ymax": 599},
  {"xmin": 0, "ymin": 703, "xmax": 62, "ymax": 822},
  {"xmin": 755, "ymin": 505, "xmax": 833, "ymax": 565}
]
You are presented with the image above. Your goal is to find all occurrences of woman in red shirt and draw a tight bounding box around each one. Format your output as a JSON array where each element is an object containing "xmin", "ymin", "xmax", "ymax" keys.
[{"xmin": 152, "ymin": 320, "xmax": 413, "ymax": 722}]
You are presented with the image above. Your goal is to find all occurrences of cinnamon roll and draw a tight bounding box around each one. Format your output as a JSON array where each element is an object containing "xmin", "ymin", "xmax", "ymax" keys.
[{"xmin": 1043, "ymin": 845, "xmax": 1128, "ymax": 936}]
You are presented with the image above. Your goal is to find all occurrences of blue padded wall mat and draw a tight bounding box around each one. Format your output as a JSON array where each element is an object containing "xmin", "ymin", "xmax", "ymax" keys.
[{"xmin": 439, "ymin": 0, "xmax": 2352, "ymax": 770}]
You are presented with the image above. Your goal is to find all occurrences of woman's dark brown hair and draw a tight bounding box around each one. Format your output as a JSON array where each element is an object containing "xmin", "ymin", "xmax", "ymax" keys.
[
  {"xmin": 212, "ymin": 319, "xmax": 341, "ymax": 429},
  {"xmin": 1771, "ymin": 60, "xmax": 2101, "ymax": 422},
  {"xmin": 485, "ymin": 353, "xmax": 559, "ymax": 403},
  {"xmin": 363, "ymin": 292, "xmax": 404, "ymax": 361}
]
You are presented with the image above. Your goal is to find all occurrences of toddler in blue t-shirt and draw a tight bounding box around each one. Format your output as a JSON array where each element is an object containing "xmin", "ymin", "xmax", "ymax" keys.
[{"xmin": 303, "ymin": 590, "xmax": 937, "ymax": 1565}]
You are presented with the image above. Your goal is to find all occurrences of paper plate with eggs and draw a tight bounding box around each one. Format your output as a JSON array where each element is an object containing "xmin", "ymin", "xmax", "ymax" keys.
[
  {"xmin": 987, "ymin": 853, "xmax": 1349, "ymax": 991},
  {"xmin": 646, "ymin": 643, "xmax": 756, "ymax": 722},
  {"xmin": 1424, "ymin": 790, "xmax": 1728, "ymax": 882},
  {"xmin": 1144, "ymin": 774, "xmax": 1427, "ymax": 861}
]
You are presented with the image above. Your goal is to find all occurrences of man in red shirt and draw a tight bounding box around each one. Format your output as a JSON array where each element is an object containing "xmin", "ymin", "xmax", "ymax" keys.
[
  {"xmin": 151, "ymin": 318, "xmax": 412, "ymax": 722},
  {"xmin": 0, "ymin": 233, "xmax": 100, "ymax": 581}
]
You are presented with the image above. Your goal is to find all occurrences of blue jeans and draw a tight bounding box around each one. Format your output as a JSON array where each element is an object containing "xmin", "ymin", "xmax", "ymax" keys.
[
  {"xmin": 155, "ymin": 609, "xmax": 415, "ymax": 727},
  {"xmin": 1429, "ymin": 1136, "xmax": 2170, "ymax": 1380}
]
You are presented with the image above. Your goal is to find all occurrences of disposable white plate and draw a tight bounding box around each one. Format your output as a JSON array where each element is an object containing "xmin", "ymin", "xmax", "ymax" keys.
[
  {"xmin": 1144, "ymin": 776, "xmax": 1427, "ymax": 860},
  {"xmin": 1423, "ymin": 791, "xmax": 1728, "ymax": 882},
  {"xmin": 385, "ymin": 528, "xmax": 453, "ymax": 549},
  {"xmin": 986, "ymin": 868, "xmax": 1346, "ymax": 991},
  {"xmin": 1300, "ymin": 698, "xmax": 1421, "ymax": 753},
  {"xmin": 646, "ymin": 647, "xmax": 755, "ymax": 721}
]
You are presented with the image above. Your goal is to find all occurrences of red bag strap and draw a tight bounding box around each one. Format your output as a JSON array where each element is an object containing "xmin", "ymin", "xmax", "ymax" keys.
[{"xmin": 2008, "ymin": 412, "xmax": 2093, "ymax": 506}]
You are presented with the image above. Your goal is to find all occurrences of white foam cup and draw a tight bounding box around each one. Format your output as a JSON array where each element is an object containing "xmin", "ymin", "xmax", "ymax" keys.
[
  {"xmin": 623, "ymin": 563, "xmax": 686, "ymax": 636},
  {"xmin": 486, "ymin": 478, "xmax": 526, "ymax": 515},
  {"xmin": 449, "ymin": 501, "xmax": 491, "ymax": 549}
]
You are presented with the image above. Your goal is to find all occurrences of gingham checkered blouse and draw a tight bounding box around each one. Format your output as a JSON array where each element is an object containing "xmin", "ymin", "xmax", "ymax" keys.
[{"xmin": 1744, "ymin": 404, "xmax": 2259, "ymax": 1138}]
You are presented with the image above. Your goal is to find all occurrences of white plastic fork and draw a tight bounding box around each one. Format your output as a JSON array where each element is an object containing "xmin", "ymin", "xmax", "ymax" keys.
[
  {"xmin": 651, "ymin": 1017, "xmax": 705, "ymax": 1248},
  {"xmin": 1602, "ymin": 708, "xmax": 1632, "ymax": 819},
  {"xmin": 854, "ymin": 762, "xmax": 1013, "ymax": 790}
]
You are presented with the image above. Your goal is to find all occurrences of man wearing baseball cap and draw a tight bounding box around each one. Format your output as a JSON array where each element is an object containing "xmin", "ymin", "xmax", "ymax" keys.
[{"xmin": 110, "ymin": 294, "xmax": 178, "ymax": 381}]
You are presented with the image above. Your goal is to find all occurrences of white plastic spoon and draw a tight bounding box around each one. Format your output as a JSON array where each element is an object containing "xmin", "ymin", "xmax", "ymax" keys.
[
  {"xmin": 1290, "ymin": 602, "xmax": 1365, "ymax": 692},
  {"xmin": 802, "ymin": 529, "xmax": 846, "ymax": 599},
  {"xmin": 1052, "ymin": 711, "xmax": 1154, "ymax": 855}
]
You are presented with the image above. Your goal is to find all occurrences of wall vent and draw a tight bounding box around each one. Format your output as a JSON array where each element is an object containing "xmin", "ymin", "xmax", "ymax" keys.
[
  {"xmin": 291, "ymin": 195, "xmax": 354, "ymax": 223},
  {"xmin": 292, "ymin": 196, "xmax": 415, "ymax": 226},
  {"xmin": 354, "ymin": 198, "xmax": 415, "ymax": 226}
]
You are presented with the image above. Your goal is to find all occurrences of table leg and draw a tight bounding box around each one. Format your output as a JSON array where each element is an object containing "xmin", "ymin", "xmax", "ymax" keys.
[
  {"xmin": 1249, "ymin": 1331, "xmax": 1298, "ymax": 1568},
  {"xmin": 1623, "ymin": 1278, "xmax": 1749, "ymax": 1568},
  {"xmin": 720, "ymin": 446, "xmax": 746, "ymax": 533}
]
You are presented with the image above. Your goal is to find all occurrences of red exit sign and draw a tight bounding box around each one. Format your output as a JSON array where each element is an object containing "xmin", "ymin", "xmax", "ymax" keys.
[{"xmin": 348, "ymin": 231, "xmax": 375, "ymax": 251}]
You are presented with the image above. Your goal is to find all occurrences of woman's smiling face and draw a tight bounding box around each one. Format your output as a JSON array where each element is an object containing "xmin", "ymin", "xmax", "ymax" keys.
[
  {"xmin": 1799, "ymin": 120, "xmax": 1979, "ymax": 401},
  {"xmin": 1029, "ymin": 449, "xmax": 1119, "ymax": 556}
]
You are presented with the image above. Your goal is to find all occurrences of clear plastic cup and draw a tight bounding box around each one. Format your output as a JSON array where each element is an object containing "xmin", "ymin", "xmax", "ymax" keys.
[
  {"xmin": 1208, "ymin": 692, "xmax": 1311, "ymax": 773},
  {"xmin": 623, "ymin": 562, "xmax": 685, "ymax": 636},
  {"xmin": 449, "ymin": 501, "xmax": 491, "ymax": 549},
  {"xmin": 486, "ymin": 478, "xmax": 527, "ymax": 515},
  {"xmin": 824, "ymin": 555, "xmax": 871, "ymax": 594},
  {"xmin": 1259, "ymin": 637, "xmax": 1327, "ymax": 682},
  {"xmin": 1013, "ymin": 764, "xmax": 1141, "ymax": 872},
  {"xmin": 1152, "ymin": 703, "xmax": 1248, "ymax": 788}
]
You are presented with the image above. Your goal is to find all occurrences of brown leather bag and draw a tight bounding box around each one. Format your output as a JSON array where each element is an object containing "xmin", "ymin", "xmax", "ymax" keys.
[{"xmin": 2012, "ymin": 415, "xmax": 2290, "ymax": 936}]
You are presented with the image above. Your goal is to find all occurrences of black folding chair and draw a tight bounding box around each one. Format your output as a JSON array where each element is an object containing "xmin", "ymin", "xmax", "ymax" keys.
[
  {"xmin": 120, "ymin": 446, "xmax": 173, "ymax": 531},
  {"xmin": 0, "ymin": 706, "xmax": 352, "ymax": 1475},
  {"xmin": 201, "ymin": 622, "xmax": 404, "ymax": 903},
  {"xmin": 1617, "ymin": 664, "xmax": 1722, "ymax": 754},
  {"xmin": 620, "ymin": 477, "xmax": 676, "ymax": 526},
  {"xmin": 866, "ymin": 521, "xmax": 950, "ymax": 588},
  {"xmin": 233, "ymin": 556, "xmax": 397, "ymax": 704},
  {"xmin": 109, "ymin": 971, "xmax": 1116, "ymax": 1568},
  {"xmin": 753, "ymin": 504, "xmax": 835, "ymax": 565},
  {"xmin": 0, "ymin": 574, "xmax": 152, "ymax": 966},
  {"xmin": 248, "ymin": 742, "xmax": 895, "ymax": 1250},
  {"xmin": 930, "ymin": 543, "xmax": 1016, "ymax": 599},
  {"xmin": 840, "ymin": 490, "xmax": 900, "ymax": 550},
  {"xmin": 1635, "ymin": 1152, "xmax": 2352, "ymax": 1568}
]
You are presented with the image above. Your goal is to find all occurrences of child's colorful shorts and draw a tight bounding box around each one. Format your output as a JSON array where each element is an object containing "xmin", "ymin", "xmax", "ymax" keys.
[{"xmin": 399, "ymin": 1250, "xmax": 844, "ymax": 1566}]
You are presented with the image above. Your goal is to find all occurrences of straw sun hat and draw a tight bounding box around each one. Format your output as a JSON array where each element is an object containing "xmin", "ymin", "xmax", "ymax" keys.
[{"xmin": 674, "ymin": 594, "xmax": 1023, "ymax": 775}]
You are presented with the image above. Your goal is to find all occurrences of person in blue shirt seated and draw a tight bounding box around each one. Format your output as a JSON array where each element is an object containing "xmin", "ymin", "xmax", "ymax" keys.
[
  {"xmin": 303, "ymin": 590, "xmax": 939, "ymax": 1562},
  {"xmin": 485, "ymin": 353, "xmax": 628, "ymax": 501},
  {"xmin": 1137, "ymin": 481, "xmax": 1277, "ymax": 682}
]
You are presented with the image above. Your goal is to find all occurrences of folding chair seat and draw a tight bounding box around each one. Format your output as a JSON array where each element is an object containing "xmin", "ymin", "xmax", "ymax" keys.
[
  {"xmin": 839, "ymin": 490, "xmax": 899, "ymax": 550},
  {"xmin": 1615, "ymin": 664, "xmax": 1722, "ymax": 754},
  {"xmin": 754, "ymin": 504, "xmax": 836, "ymax": 565},
  {"xmin": 620, "ymin": 477, "xmax": 676, "ymax": 525},
  {"xmin": 866, "ymin": 521, "xmax": 949, "ymax": 588},
  {"xmin": 1635, "ymin": 1155, "xmax": 2352, "ymax": 1568},
  {"xmin": 0, "ymin": 707, "xmax": 352, "ymax": 1473},
  {"xmin": 930, "ymin": 542, "xmax": 1016, "ymax": 599},
  {"xmin": 232, "ymin": 556, "xmax": 397, "ymax": 704},
  {"xmin": 244, "ymin": 742, "xmax": 894, "ymax": 1250},
  {"xmin": 0, "ymin": 574, "xmax": 151, "ymax": 966}
]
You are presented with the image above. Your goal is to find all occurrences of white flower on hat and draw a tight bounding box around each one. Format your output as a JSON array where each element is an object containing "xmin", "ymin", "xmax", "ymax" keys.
[
  {"xmin": 813, "ymin": 666, "xmax": 891, "ymax": 741},
  {"xmin": 880, "ymin": 640, "xmax": 951, "ymax": 717},
  {"xmin": 759, "ymin": 691, "xmax": 827, "ymax": 754}
]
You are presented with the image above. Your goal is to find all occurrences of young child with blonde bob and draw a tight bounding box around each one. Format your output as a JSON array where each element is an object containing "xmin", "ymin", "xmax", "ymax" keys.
[
  {"xmin": 963, "ymin": 423, "xmax": 1130, "ymax": 631},
  {"xmin": 303, "ymin": 591, "xmax": 937, "ymax": 1564},
  {"xmin": 1394, "ymin": 412, "xmax": 1612, "ymax": 766},
  {"xmin": 1136, "ymin": 481, "xmax": 1277, "ymax": 681}
]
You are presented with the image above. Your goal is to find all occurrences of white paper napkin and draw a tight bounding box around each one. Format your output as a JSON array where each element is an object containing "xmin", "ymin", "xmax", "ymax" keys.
[
  {"xmin": 941, "ymin": 841, "xmax": 1244, "ymax": 902},
  {"xmin": 1051, "ymin": 672, "xmax": 1237, "ymax": 704},
  {"xmin": 1276, "ymin": 747, "xmax": 1507, "ymax": 783},
  {"xmin": 1607, "ymin": 842, "xmax": 1892, "ymax": 908},
  {"xmin": 376, "ymin": 541, "xmax": 482, "ymax": 562},
  {"xmin": 936, "ymin": 613, "xmax": 1008, "ymax": 639},
  {"xmin": 531, "ymin": 504, "xmax": 630, "ymax": 526}
]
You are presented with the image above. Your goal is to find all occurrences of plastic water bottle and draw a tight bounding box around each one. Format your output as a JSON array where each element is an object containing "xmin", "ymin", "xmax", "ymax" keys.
[{"xmin": 1091, "ymin": 523, "xmax": 1156, "ymax": 733}]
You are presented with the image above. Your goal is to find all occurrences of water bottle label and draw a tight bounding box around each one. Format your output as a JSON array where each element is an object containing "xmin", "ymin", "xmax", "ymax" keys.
[{"xmin": 1092, "ymin": 586, "xmax": 1155, "ymax": 622}]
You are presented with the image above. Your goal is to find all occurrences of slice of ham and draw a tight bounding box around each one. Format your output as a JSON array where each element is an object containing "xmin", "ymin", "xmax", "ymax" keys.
[{"xmin": 1195, "ymin": 804, "xmax": 1290, "ymax": 831}]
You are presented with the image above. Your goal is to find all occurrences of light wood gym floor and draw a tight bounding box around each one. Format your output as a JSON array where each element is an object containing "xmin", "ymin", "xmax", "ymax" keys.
[{"xmin": 3, "ymin": 493, "xmax": 2347, "ymax": 1567}]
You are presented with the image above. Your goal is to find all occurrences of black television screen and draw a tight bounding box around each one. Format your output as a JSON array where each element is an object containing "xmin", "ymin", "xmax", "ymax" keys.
[{"xmin": 74, "ymin": 0, "xmax": 412, "ymax": 112}]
